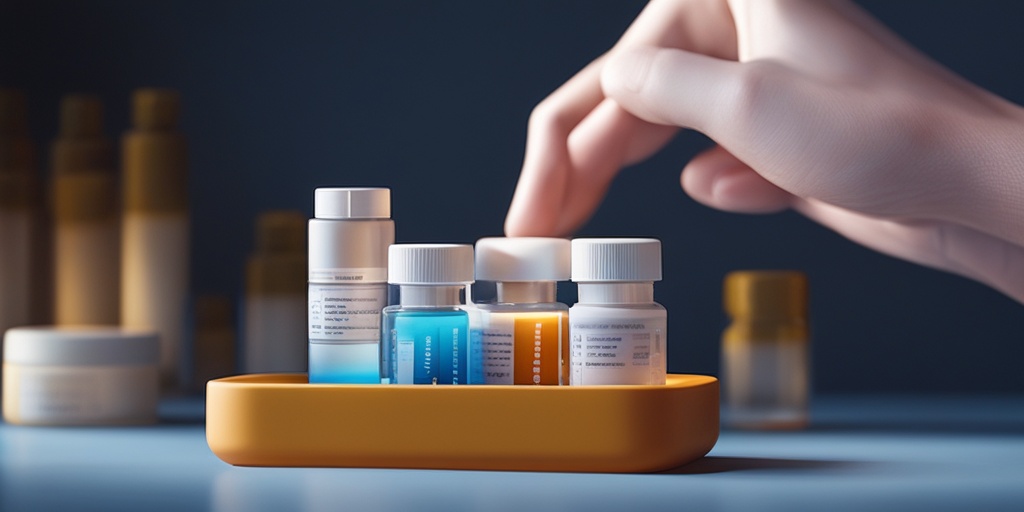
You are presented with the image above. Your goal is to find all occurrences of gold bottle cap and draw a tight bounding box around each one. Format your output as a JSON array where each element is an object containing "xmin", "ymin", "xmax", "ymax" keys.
[
  {"xmin": 256, "ymin": 210, "xmax": 306, "ymax": 254},
  {"xmin": 724, "ymin": 270, "xmax": 807, "ymax": 319},
  {"xmin": 132, "ymin": 88, "xmax": 180, "ymax": 130},
  {"xmin": 59, "ymin": 94, "xmax": 104, "ymax": 137},
  {"xmin": 247, "ymin": 210, "xmax": 306, "ymax": 296},
  {"xmin": 0, "ymin": 89, "xmax": 35, "ymax": 210},
  {"xmin": 195, "ymin": 295, "xmax": 233, "ymax": 331},
  {"xmin": 0, "ymin": 89, "xmax": 29, "ymax": 137},
  {"xmin": 123, "ymin": 88, "xmax": 187, "ymax": 213}
]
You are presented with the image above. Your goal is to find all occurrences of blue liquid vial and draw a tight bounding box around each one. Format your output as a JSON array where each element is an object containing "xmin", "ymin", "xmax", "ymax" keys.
[
  {"xmin": 383, "ymin": 309, "xmax": 468, "ymax": 384},
  {"xmin": 380, "ymin": 244, "xmax": 475, "ymax": 385}
]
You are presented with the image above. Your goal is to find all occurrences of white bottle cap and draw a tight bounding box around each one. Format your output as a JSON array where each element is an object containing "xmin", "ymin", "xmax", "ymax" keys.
[
  {"xmin": 388, "ymin": 244, "xmax": 474, "ymax": 285},
  {"xmin": 314, "ymin": 188, "xmax": 390, "ymax": 219},
  {"xmin": 475, "ymin": 237, "xmax": 570, "ymax": 282},
  {"xmin": 3, "ymin": 326, "xmax": 159, "ymax": 366},
  {"xmin": 571, "ymin": 238, "xmax": 662, "ymax": 282}
]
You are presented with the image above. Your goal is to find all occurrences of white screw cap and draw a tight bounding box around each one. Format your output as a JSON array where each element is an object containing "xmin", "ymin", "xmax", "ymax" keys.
[
  {"xmin": 571, "ymin": 238, "xmax": 662, "ymax": 282},
  {"xmin": 388, "ymin": 244, "xmax": 474, "ymax": 285},
  {"xmin": 475, "ymin": 237, "xmax": 570, "ymax": 282},
  {"xmin": 314, "ymin": 188, "xmax": 390, "ymax": 219}
]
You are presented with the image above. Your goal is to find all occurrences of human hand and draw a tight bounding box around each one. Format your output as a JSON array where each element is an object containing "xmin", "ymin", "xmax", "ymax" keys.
[{"xmin": 504, "ymin": 0, "xmax": 1024, "ymax": 303}]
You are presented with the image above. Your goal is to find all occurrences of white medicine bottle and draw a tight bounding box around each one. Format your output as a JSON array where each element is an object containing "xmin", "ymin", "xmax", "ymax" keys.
[
  {"xmin": 569, "ymin": 238, "xmax": 667, "ymax": 386},
  {"xmin": 472, "ymin": 237, "xmax": 570, "ymax": 385}
]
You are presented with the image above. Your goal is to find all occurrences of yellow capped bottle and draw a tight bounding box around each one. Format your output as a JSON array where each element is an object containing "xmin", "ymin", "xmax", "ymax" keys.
[{"xmin": 722, "ymin": 271, "xmax": 809, "ymax": 429}]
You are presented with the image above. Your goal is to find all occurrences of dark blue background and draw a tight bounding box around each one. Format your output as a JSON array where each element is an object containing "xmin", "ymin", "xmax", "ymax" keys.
[{"xmin": 2, "ymin": 1, "xmax": 1021, "ymax": 393}]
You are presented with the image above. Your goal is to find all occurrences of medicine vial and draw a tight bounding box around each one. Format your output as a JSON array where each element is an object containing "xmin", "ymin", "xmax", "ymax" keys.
[
  {"xmin": 569, "ymin": 238, "xmax": 667, "ymax": 386},
  {"xmin": 381, "ymin": 244, "xmax": 474, "ymax": 385},
  {"xmin": 120, "ymin": 88, "xmax": 189, "ymax": 391},
  {"xmin": 472, "ymin": 237, "xmax": 569, "ymax": 385},
  {"xmin": 307, "ymin": 188, "xmax": 394, "ymax": 384},
  {"xmin": 244, "ymin": 210, "xmax": 306, "ymax": 374},
  {"xmin": 0, "ymin": 89, "xmax": 35, "ymax": 345},
  {"xmin": 721, "ymin": 271, "xmax": 809, "ymax": 429},
  {"xmin": 192, "ymin": 295, "xmax": 236, "ymax": 393},
  {"xmin": 51, "ymin": 94, "xmax": 120, "ymax": 325}
]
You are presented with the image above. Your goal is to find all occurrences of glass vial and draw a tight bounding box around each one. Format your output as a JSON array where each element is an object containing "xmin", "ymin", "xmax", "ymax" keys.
[
  {"xmin": 569, "ymin": 238, "xmax": 666, "ymax": 386},
  {"xmin": 120, "ymin": 88, "xmax": 189, "ymax": 392},
  {"xmin": 307, "ymin": 188, "xmax": 394, "ymax": 384},
  {"xmin": 52, "ymin": 94, "xmax": 120, "ymax": 325},
  {"xmin": 0, "ymin": 89, "xmax": 35, "ymax": 342},
  {"xmin": 381, "ymin": 244, "xmax": 474, "ymax": 385},
  {"xmin": 244, "ymin": 210, "xmax": 306, "ymax": 373},
  {"xmin": 722, "ymin": 271, "xmax": 810, "ymax": 429},
  {"xmin": 472, "ymin": 237, "xmax": 569, "ymax": 385}
]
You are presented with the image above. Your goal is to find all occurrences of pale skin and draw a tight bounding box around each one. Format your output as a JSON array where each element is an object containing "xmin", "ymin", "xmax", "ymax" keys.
[{"xmin": 504, "ymin": 0, "xmax": 1024, "ymax": 303}]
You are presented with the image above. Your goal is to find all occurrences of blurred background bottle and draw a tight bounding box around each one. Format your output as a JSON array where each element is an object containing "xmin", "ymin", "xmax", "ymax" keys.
[
  {"xmin": 244, "ymin": 210, "xmax": 306, "ymax": 373},
  {"xmin": 121, "ymin": 88, "xmax": 189, "ymax": 391},
  {"xmin": 51, "ymin": 94, "xmax": 120, "ymax": 325},
  {"xmin": 722, "ymin": 271, "xmax": 810, "ymax": 430}
]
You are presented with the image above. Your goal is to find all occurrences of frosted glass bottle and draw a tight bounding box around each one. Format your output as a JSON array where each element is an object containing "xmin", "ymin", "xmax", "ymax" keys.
[
  {"xmin": 381, "ymin": 244, "xmax": 474, "ymax": 385},
  {"xmin": 722, "ymin": 271, "xmax": 810, "ymax": 429},
  {"xmin": 51, "ymin": 94, "xmax": 120, "ymax": 325},
  {"xmin": 0, "ymin": 89, "xmax": 34, "ymax": 343},
  {"xmin": 569, "ymin": 238, "xmax": 667, "ymax": 386},
  {"xmin": 121, "ymin": 89, "xmax": 189, "ymax": 391},
  {"xmin": 307, "ymin": 188, "xmax": 393, "ymax": 384},
  {"xmin": 244, "ymin": 210, "xmax": 306, "ymax": 373},
  {"xmin": 472, "ymin": 237, "xmax": 570, "ymax": 385}
]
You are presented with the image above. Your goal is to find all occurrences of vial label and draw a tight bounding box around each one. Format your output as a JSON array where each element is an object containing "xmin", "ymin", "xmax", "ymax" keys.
[
  {"xmin": 570, "ymin": 313, "xmax": 666, "ymax": 385},
  {"xmin": 308, "ymin": 283, "xmax": 387, "ymax": 341},
  {"xmin": 480, "ymin": 313, "xmax": 514, "ymax": 384},
  {"xmin": 478, "ymin": 311, "xmax": 563, "ymax": 385},
  {"xmin": 396, "ymin": 337, "xmax": 415, "ymax": 384},
  {"xmin": 309, "ymin": 267, "xmax": 388, "ymax": 284}
]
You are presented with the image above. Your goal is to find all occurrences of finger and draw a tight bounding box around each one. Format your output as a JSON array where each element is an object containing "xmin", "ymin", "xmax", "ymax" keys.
[
  {"xmin": 505, "ymin": 57, "xmax": 609, "ymax": 236},
  {"xmin": 795, "ymin": 198, "xmax": 1024, "ymax": 303},
  {"xmin": 506, "ymin": 59, "xmax": 679, "ymax": 236},
  {"xmin": 682, "ymin": 145, "xmax": 793, "ymax": 213}
]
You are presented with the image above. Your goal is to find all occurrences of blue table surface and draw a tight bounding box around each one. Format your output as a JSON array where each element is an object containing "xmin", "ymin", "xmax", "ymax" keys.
[{"xmin": 1, "ymin": 395, "xmax": 1022, "ymax": 512}]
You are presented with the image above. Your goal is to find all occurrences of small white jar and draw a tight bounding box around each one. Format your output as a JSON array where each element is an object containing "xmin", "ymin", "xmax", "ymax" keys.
[{"xmin": 3, "ymin": 326, "xmax": 160, "ymax": 426}]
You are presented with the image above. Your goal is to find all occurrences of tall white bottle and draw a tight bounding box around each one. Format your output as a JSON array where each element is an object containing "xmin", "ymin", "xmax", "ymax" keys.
[
  {"xmin": 52, "ymin": 94, "xmax": 120, "ymax": 325},
  {"xmin": 244, "ymin": 210, "xmax": 307, "ymax": 373},
  {"xmin": 121, "ymin": 89, "xmax": 189, "ymax": 391},
  {"xmin": 307, "ymin": 188, "xmax": 393, "ymax": 384}
]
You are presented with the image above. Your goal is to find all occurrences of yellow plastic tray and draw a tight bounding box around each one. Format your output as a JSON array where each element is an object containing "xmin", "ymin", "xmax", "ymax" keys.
[{"xmin": 206, "ymin": 374, "xmax": 719, "ymax": 473}]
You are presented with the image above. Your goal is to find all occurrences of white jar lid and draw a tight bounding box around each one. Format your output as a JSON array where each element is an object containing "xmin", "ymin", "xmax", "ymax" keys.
[
  {"xmin": 571, "ymin": 238, "xmax": 663, "ymax": 282},
  {"xmin": 3, "ymin": 326, "xmax": 160, "ymax": 366},
  {"xmin": 388, "ymin": 244, "xmax": 474, "ymax": 285},
  {"xmin": 475, "ymin": 237, "xmax": 570, "ymax": 282},
  {"xmin": 314, "ymin": 187, "xmax": 390, "ymax": 219}
]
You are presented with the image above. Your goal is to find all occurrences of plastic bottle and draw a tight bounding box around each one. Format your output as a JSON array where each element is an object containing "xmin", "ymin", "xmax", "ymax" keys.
[
  {"xmin": 472, "ymin": 237, "xmax": 570, "ymax": 385},
  {"xmin": 569, "ymin": 238, "xmax": 666, "ymax": 386},
  {"xmin": 51, "ymin": 94, "xmax": 120, "ymax": 325},
  {"xmin": 722, "ymin": 270, "xmax": 810, "ymax": 429},
  {"xmin": 307, "ymin": 188, "xmax": 393, "ymax": 383},
  {"xmin": 381, "ymin": 244, "xmax": 474, "ymax": 385},
  {"xmin": 244, "ymin": 210, "xmax": 306, "ymax": 373},
  {"xmin": 0, "ymin": 89, "xmax": 35, "ymax": 341},
  {"xmin": 121, "ymin": 88, "xmax": 189, "ymax": 391}
]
